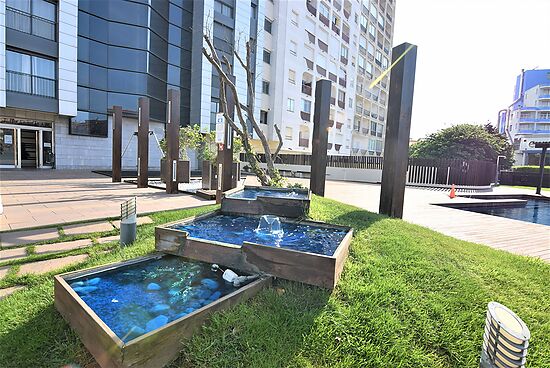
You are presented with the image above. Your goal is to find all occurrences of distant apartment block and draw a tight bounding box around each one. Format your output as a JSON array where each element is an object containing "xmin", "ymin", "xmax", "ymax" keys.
[
  {"xmin": 260, "ymin": 0, "xmax": 395, "ymax": 156},
  {"xmin": 499, "ymin": 69, "xmax": 550, "ymax": 165},
  {"xmin": 0, "ymin": 0, "xmax": 395, "ymax": 170}
]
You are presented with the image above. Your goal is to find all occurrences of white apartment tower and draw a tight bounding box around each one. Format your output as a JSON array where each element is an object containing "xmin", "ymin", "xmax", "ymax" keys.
[{"xmin": 259, "ymin": 0, "xmax": 395, "ymax": 156}]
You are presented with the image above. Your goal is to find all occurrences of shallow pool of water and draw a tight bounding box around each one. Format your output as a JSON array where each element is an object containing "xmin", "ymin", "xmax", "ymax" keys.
[
  {"xmin": 171, "ymin": 214, "xmax": 347, "ymax": 256},
  {"xmin": 68, "ymin": 256, "xmax": 238, "ymax": 343},
  {"xmin": 227, "ymin": 187, "xmax": 308, "ymax": 200}
]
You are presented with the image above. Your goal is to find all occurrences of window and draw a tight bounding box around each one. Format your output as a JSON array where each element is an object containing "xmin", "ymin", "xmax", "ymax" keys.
[
  {"xmin": 290, "ymin": 41, "xmax": 297, "ymax": 56},
  {"xmin": 302, "ymin": 99, "xmax": 311, "ymax": 113},
  {"xmin": 368, "ymin": 42, "xmax": 375, "ymax": 56},
  {"xmin": 358, "ymin": 55, "xmax": 366, "ymax": 71},
  {"xmin": 360, "ymin": 14, "xmax": 367, "ymax": 29},
  {"xmin": 262, "ymin": 80, "xmax": 270, "ymax": 94},
  {"xmin": 287, "ymin": 98, "xmax": 295, "ymax": 112},
  {"xmin": 288, "ymin": 69, "xmax": 296, "ymax": 84},
  {"xmin": 370, "ymin": 3, "xmax": 377, "ymax": 18},
  {"xmin": 285, "ymin": 127, "xmax": 293, "ymax": 140},
  {"xmin": 540, "ymin": 112, "xmax": 550, "ymax": 119},
  {"xmin": 368, "ymin": 23, "xmax": 376, "ymax": 37},
  {"xmin": 319, "ymin": 2, "xmax": 330, "ymax": 18},
  {"xmin": 264, "ymin": 18, "xmax": 272, "ymax": 33},
  {"xmin": 69, "ymin": 111, "xmax": 108, "ymax": 138},
  {"xmin": 214, "ymin": 0, "xmax": 234, "ymax": 18},
  {"xmin": 359, "ymin": 36, "xmax": 367, "ymax": 52},
  {"xmin": 340, "ymin": 44, "xmax": 348, "ymax": 59},
  {"xmin": 382, "ymin": 56, "xmax": 388, "ymax": 69},
  {"xmin": 6, "ymin": 0, "xmax": 56, "ymax": 40},
  {"xmin": 260, "ymin": 110, "xmax": 268, "ymax": 124},
  {"xmin": 6, "ymin": 50, "xmax": 55, "ymax": 98},
  {"xmin": 370, "ymin": 121, "xmax": 377, "ymax": 135},
  {"xmin": 375, "ymin": 50, "xmax": 382, "ymax": 64},
  {"xmin": 348, "ymin": 97, "xmax": 353, "ymax": 108},
  {"xmin": 291, "ymin": 11, "xmax": 299, "ymax": 26},
  {"xmin": 263, "ymin": 49, "xmax": 271, "ymax": 64},
  {"xmin": 338, "ymin": 90, "xmax": 345, "ymax": 102}
]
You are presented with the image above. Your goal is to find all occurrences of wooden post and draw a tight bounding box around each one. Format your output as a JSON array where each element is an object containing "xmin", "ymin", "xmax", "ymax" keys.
[
  {"xmin": 379, "ymin": 42, "xmax": 418, "ymax": 218},
  {"xmin": 310, "ymin": 79, "xmax": 331, "ymax": 196},
  {"xmin": 536, "ymin": 146, "xmax": 547, "ymax": 195},
  {"xmin": 166, "ymin": 89, "xmax": 180, "ymax": 194},
  {"xmin": 112, "ymin": 105, "xmax": 122, "ymax": 183},
  {"xmin": 137, "ymin": 97, "xmax": 150, "ymax": 188},
  {"xmin": 216, "ymin": 76, "xmax": 235, "ymax": 204}
]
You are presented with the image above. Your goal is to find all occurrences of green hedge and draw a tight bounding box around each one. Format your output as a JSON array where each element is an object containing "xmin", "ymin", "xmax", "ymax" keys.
[{"xmin": 512, "ymin": 165, "xmax": 550, "ymax": 173}]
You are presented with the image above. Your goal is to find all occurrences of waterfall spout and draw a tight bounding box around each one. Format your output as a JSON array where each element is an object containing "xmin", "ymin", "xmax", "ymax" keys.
[{"xmin": 255, "ymin": 215, "xmax": 284, "ymax": 236}]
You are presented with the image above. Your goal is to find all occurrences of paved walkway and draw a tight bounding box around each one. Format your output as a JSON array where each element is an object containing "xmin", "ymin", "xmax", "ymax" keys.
[
  {"xmin": 0, "ymin": 170, "xmax": 212, "ymax": 231},
  {"xmin": 244, "ymin": 177, "xmax": 550, "ymax": 262}
]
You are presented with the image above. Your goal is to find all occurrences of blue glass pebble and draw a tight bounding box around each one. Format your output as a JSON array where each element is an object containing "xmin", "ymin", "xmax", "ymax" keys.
[
  {"xmin": 147, "ymin": 282, "xmax": 161, "ymax": 291},
  {"xmin": 145, "ymin": 315, "xmax": 168, "ymax": 332},
  {"xmin": 70, "ymin": 281, "xmax": 84, "ymax": 288},
  {"xmin": 149, "ymin": 304, "xmax": 170, "ymax": 314},
  {"xmin": 200, "ymin": 278, "xmax": 219, "ymax": 290},
  {"xmin": 208, "ymin": 291, "xmax": 222, "ymax": 301},
  {"xmin": 73, "ymin": 286, "xmax": 98, "ymax": 294},
  {"xmin": 86, "ymin": 277, "xmax": 101, "ymax": 286}
]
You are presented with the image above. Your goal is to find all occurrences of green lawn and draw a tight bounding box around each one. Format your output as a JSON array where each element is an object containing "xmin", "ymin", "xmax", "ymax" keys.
[{"xmin": 0, "ymin": 198, "xmax": 548, "ymax": 367}]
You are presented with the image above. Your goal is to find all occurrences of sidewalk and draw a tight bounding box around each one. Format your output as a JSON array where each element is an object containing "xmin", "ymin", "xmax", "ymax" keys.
[{"xmin": 0, "ymin": 170, "xmax": 212, "ymax": 231}]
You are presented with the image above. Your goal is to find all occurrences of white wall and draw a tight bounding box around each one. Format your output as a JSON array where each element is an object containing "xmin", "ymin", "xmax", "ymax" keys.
[{"xmin": 55, "ymin": 117, "xmax": 165, "ymax": 170}]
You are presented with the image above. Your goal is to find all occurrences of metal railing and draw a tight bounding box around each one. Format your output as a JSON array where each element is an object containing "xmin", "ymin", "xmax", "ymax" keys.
[
  {"xmin": 7, "ymin": 70, "xmax": 56, "ymax": 98},
  {"xmin": 6, "ymin": 7, "xmax": 55, "ymax": 41}
]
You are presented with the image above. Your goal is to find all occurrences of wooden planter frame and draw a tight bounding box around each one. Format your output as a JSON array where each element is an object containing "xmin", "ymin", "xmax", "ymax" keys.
[
  {"xmin": 54, "ymin": 254, "xmax": 271, "ymax": 368},
  {"xmin": 155, "ymin": 210, "xmax": 353, "ymax": 288},
  {"xmin": 221, "ymin": 185, "xmax": 311, "ymax": 218}
]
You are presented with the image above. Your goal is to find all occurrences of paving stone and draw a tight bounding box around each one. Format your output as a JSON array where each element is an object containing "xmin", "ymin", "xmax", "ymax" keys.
[
  {"xmin": 0, "ymin": 266, "xmax": 10, "ymax": 280},
  {"xmin": 96, "ymin": 235, "xmax": 120, "ymax": 244},
  {"xmin": 0, "ymin": 227, "xmax": 59, "ymax": 248},
  {"xmin": 62, "ymin": 221, "xmax": 114, "ymax": 236},
  {"xmin": 18, "ymin": 254, "xmax": 89, "ymax": 276},
  {"xmin": 0, "ymin": 247, "xmax": 28, "ymax": 262},
  {"xmin": 111, "ymin": 216, "xmax": 154, "ymax": 229},
  {"xmin": 34, "ymin": 239, "xmax": 93, "ymax": 255},
  {"xmin": 0, "ymin": 286, "xmax": 26, "ymax": 300}
]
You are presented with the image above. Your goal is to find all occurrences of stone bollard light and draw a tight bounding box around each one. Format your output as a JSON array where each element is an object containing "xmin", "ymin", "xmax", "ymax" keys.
[{"xmin": 120, "ymin": 197, "xmax": 137, "ymax": 246}]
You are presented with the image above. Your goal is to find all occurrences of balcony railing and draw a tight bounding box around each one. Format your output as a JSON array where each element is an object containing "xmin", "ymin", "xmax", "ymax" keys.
[
  {"xmin": 319, "ymin": 13, "xmax": 330, "ymax": 27},
  {"xmin": 335, "ymin": 144, "xmax": 342, "ymax": 151},
  {"xmin": 6, "ymin": 7, "xmax": 55, "ymax": 41},
  {"xmin": 306, "ymin": 1, "xmax": 317, "ymax": 16},
  {"xmin": 338, "ymin": 100, "xmax": 345, "ymax": 109},
  {"xmin": 7, "ymin": 70, "xmax": 56, "ymax": 98},
  {"xmin": 299, "ymin": 137, "xmax": 309, "ymax": 147},
  {"xmin": 336, "ymin": 122, "xmax": 343, "ymax": 130},
  {"xmin": 330, "ymin": 97, "xmax": 336, "ymax": 105},
  {"xmin": 302, "ymin": 83, "xmax": 312, "ymax": 96},
  {"xmin": 338, "ymin": 77, "xmax": 346, "ymax": 87},
  {"xmin": 300, "ymin": 111, "xmax": 311, "ymax": 121},
  {"xmin": 342, "ymin": 32, "xmax": 350, "ymax": 44},
  {"xmin": 340, "ymin": 55, "xmax": 348, "ymax": 65},
  {"xmin": 332, "ymin": 23, "xmax": 340, "ymax": 35},
  {"xmin": 328, "ymin": 73, "xmax": 337, "ymax": 82},
  {"xmin": 362, "ymin": 128, "xmax": 369, "ymax": 135}
]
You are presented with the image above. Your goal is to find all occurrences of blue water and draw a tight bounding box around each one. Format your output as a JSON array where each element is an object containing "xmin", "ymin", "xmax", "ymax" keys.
[
  {"xmin": 227, "ymin": 187, "xmax": 308, "ymax": 200},
  {"xmin": 458, "ymin": 199, "xmax": 550, "ymax": 226},
  {"xmin": 68, "ymin": 256, "xmax": 239, "ymax": 342},
  {"xmin": 171, "ymin": 214, "xmax": 347, "ymax": 256}
]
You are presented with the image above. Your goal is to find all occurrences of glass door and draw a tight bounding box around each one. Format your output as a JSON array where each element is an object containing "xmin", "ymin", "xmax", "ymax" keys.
[
  {"xmin": 0, "ymin": 127, "xmax": 16, "ymax": 167},
  {"xmin": 41, "ymin": 130, "xmax": 54, "ymax": 167}
]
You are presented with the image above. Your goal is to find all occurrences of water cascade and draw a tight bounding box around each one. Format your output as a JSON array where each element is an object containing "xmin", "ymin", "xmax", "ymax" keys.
[{"xmin": 255, "ymin": 215, "xmax": 284, "ymax": 236}]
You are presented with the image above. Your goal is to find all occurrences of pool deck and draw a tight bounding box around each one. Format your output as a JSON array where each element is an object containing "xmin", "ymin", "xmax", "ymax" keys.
[
  {"xmin": 0, "ymin": 170, "xmax": 213, "ymax": 232},
  {"xmin": 244, "ymin": 177, "xmax": 550, "ymax": 263}
]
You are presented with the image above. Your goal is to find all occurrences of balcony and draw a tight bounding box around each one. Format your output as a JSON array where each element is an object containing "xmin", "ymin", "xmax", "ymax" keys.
[
  {"xmin": 328, "ymin": 119, "xmax": 335, "ymax": 127},
  {"xmin": 338, "ymin": 77, "xmax": 346, "ymax": 87},
  {"xmin": 362, "ymin": 128, "xmax": 369, "ymax": 135},
  {"xmin": 336, "ymin": 122, "xmax": 343, "ymax": 130},
  {"xmin": 306, "ymin": 31, "xmax": 316, "ymax": 44},
  {"xmin": 300, "ymin": 111, "xmax": 311, "ymax": 121},
  {"xmin": 301, "ymin": 82, "xmax": 312, "ymax": 96},
  {"xmin": 327, "ymin": 143, "xmax": 333, "ymax": 150},
  {"xmin": 330, "ymin": 97, "xmax": 336, "ymax": 105},
  {"xmin": 306, "ymin": 1, "xmax": 317, "ymax": 16},
  {"xmin": 378, "ymin": 115, "xmax": 384, "ymax": 121},
  {"xmin": 539, "ymin": 95, "xmax": 550, "ymax": 100},
  {"xmin": 338, "ymin": 100, "xmax": 345, "ymax": 109},
  {"xmin": 299, "ymin": 137, "xmax": 309, "ymax": 147},
  {"xmin": 334, "ymin": 1, "xmax": 342, "ymax": 11},
  {"xmin": 305, "ymin": 58, "xmax": 314, "ymax": 70},
  {"xmin": 318, "ymin": 39, "xmax": 328, "ymax": 52},
  {"xmin": 343, "ymin": 8, "xmax": 350, "ymax": 19},
  {"xmin": 332, "ymin": 23, "xmax": 340, "ymax": 35},
  {"xmin": 6, "ymin": 7, "xmax": 56, "ymax": 41},
  {"xmin": 371, "ymin": 112, "xmax": 378, "ymax": 118},
  {"xmin": 316, "ymin": 65, "xmax": 327, "ymax": 77},
  {"xmin": 342, "ymin": 32, "xmax": 350, "ymax": 44},
  {"xmin": 353, "ymin": 125, "xmax": 360, "ymax": 132},
  {"xmin": 319, "ymin": 13, "xmax": 330, "ymax": 27},
  {"xmin": 335, "ymin": 144, "xmax": 342, "ymax": 151},
  {"xmin": 7, "ymin": 70, "xmax": 56, "ymax": 98},
  {"xmin": 340, "ymin": 55, "xmax": 348, "ymax": 65},
  {"xmin": 329, "ymin": 73, "xmax": 337, "ymax": 83}
]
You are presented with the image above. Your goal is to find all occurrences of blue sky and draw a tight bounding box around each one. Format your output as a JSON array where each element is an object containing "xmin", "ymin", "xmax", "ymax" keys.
[{"xmin": 393, "ymin": 0, "xmax": 550, "ymax": 138}]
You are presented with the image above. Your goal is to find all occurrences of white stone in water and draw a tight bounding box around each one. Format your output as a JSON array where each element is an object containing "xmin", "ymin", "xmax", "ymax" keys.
[
  {"xmin": 256, "ymin": 215, "xmax": 283, "ymax": 236},
  {"xmin": 147, "ymin": 282, "xmax": 161, "ymax": 291},
  {"xmin": 150, "ymin": 304, "xmax": 171, "ymax": 314},
  {"xmin": 86, "ymin": 277, "xmax": 101, "ymax": 286},
  {"xmin": 73, "ymin": 286, "xmax": 98, "ymax": 294},
  {"xmin": 70, "ymin": 281, "xmax": 84, "ymax": 288},
  {"xmin": 145, "ymin": 315, "xmax": 168, "ymax": 332}
]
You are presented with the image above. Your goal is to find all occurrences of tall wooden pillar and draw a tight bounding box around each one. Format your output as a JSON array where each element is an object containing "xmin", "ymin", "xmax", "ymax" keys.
[
  {"xmin": 310, "ymin": 79, "xmax": 331, "ymax": 196},
  {"xmin": 112, "ymin": 105, "xmax": 122, "ymax": 182},
  {"xmin": 165, "ymin": 89, "xmax": 180, "ymax": 194},
  {"xmin": 379, "ymin": 42, "xmax": 418, "ymax": 218},
  {"xmin": 137, "ymin": 97, "xmax": 150, "ymax": 188},
  {"xmin": 535, "ymin": 144, "xmax": 548, "ymax": 195},
  {"xmin": 216, "ymin": 77, "xmax": 235, "ymax": 204}
]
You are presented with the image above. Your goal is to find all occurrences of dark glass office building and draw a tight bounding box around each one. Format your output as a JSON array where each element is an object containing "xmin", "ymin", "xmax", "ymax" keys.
[{"xmin": 71, "ymin": 0, "xmax": 193, "ymax": 137}]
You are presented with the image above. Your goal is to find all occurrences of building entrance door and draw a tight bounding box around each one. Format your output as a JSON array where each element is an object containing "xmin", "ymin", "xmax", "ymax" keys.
[
  {"xmin": 21, "ymin": 129, "xmax": 38, "ymax": 168},
  {"xmin": 0, "ymin": 127, "xmax": 16, "ymax": 167}
]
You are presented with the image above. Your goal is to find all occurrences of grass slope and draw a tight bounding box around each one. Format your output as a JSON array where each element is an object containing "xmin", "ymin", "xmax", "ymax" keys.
[{"xmin": 0, "ymin": 198, "xmax": 548, "ymax": 367}]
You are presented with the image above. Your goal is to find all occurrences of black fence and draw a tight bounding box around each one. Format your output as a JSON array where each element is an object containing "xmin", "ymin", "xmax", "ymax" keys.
[
  {"xmin": 499, "ymin": 171, "xmax": 550, "ymax": 188},
  {"xmin": 246, "ymin": 154, "xmax": 496, "ymax": 187}
]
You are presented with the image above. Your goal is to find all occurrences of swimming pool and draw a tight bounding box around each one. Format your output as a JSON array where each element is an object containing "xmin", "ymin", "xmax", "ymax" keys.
[{"xmin": 441, "ymin": 195, "xmax": 550, "ymax": 226}]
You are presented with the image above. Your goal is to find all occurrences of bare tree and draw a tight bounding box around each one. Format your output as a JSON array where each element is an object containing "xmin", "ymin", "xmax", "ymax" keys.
[{"xmin": 202, "ymin": 32, "xmax": 283, "ymax": 186}]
